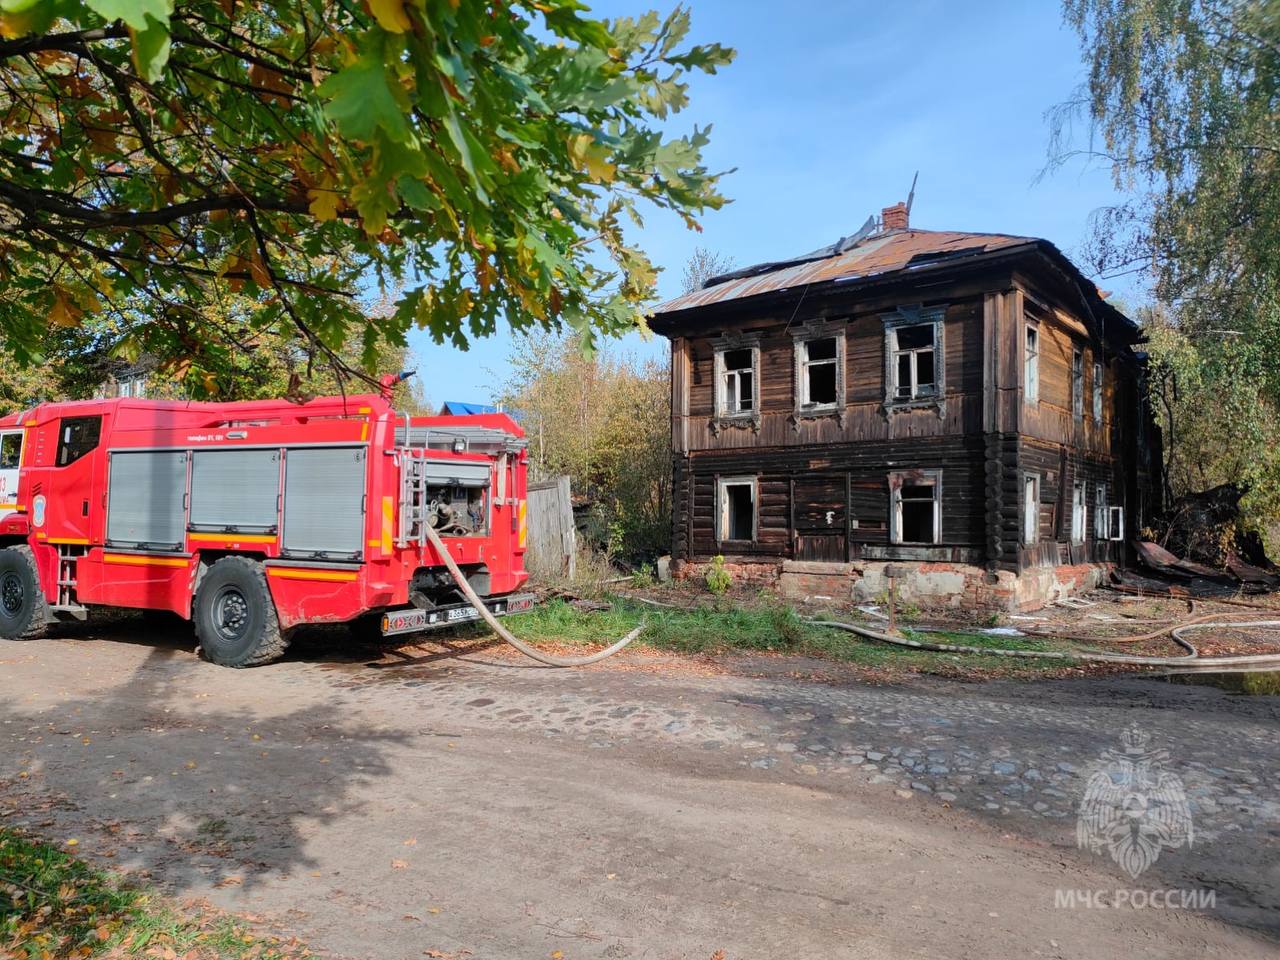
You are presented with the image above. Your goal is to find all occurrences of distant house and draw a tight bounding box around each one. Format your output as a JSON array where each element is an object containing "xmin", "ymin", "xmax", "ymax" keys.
[
  {"xmin": 648, "ymin": 202, "xmax": 1161, "ymax": 609},
  {"xmin": 95, "ymin": 357, "xmax": 156, "ymax": 400}
]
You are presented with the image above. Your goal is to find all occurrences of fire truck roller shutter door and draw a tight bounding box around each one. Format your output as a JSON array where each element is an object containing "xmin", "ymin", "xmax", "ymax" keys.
[
  {"xmin": 107, "ymin": 451, "xmax": 188, "ymax": 549},
  {"xmin": 281, "ymin": 447, "xmax": 366, "ymax": 559},
  {"xmin": 190, "ymin": 449, "xmax": 280, "ymax": 531}
]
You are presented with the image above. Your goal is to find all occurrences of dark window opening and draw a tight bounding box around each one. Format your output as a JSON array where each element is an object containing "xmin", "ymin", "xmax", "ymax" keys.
[
  {"xmin": 892, "ymin": 473, "xmax": 940, "ymax": 544},
  {"xmin": 806, "ymin": 337, "xmax": 837, "ymax": 361},
  {"xmin": 0, "ymin": 434, "xmax": 21, "ymax": 470},
  {"xmin": 900, "ymin": 500, "xmax": 935, "ymax": 543},
  {"xmin": 721, "ymin": 481, "xmax": 755, "ymax": 541},
  {"xmin": 807, "ymin": 362, "xmax": 837, "ymax": 405},
  {"xmin": 896, "ymin": 325, "xmax": 933, "ymax": 350},
  {"xmin": 57, "ymin": 416, "xmax": 101, "ymax": 467}
]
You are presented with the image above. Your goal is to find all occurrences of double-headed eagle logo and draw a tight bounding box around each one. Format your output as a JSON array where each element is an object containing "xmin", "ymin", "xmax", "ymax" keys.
[{"xmin": 1077, "ymin": 724, "xmax": 1194, "ymax": 879}]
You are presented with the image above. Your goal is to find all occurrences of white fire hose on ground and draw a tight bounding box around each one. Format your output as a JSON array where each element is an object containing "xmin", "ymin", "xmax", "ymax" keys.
[
  {"xmin": 422, "ymin": 521, "xmax": 643, "ymax": 667},
  {"xmin": 806, "ymin": 617, "xmax": 1280, "ymax": 672}
]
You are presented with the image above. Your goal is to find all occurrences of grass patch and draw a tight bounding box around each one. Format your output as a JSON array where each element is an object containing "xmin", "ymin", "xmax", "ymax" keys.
[
  {"xmin": 0, "ymin": 827, "xmax": 306, "ymax": 959},
  {"xmin": 499, "ymin": 599, "xmax": 1069, "ymax": 677}
]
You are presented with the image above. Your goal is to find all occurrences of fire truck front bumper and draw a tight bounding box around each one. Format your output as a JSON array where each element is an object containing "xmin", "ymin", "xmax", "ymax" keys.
[{"xmin": 378, "ymin": 593, "xmax": 536, "ymax": 637}]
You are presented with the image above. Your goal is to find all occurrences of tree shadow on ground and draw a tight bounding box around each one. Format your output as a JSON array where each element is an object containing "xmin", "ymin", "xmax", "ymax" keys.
[{"xmin": 0, "ymin": 629, "xmax": 418, "ymax": 896}]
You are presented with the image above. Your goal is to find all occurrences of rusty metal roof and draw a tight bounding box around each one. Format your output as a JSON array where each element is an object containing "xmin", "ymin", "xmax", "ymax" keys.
[{"xmin": 652, "ymin": 228, "xmax": 1036, "ymax": 316}]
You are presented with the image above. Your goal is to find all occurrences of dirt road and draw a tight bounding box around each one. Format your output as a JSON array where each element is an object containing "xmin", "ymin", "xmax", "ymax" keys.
[{"xmin": 2, "ymin": 619, "xmax": 1278, "ymax": 959}]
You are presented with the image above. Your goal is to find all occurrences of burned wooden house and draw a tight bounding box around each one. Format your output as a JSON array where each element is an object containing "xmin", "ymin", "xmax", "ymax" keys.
[{"xmin": 650, "ymin": 203, "xmax": 1160, "ymax": 608}]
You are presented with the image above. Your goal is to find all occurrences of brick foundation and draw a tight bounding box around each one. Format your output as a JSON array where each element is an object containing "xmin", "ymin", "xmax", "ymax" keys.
[{"xmin": 674, "ymin": 557, "xmax": 1111, "ymax": 612}]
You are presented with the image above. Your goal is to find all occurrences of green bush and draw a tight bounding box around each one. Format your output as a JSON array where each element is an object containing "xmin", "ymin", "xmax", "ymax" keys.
[{"xmin": 705, "ymin": 555, "xmax": 731, "ymax": 595}]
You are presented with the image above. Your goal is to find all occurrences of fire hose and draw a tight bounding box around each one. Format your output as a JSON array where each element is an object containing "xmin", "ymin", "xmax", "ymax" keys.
[
  {"xmin": 422, "ymin": 520, "xmax": 643, "ymax": 667},
  {"xmin": 805, "ymin": 617, "xmax": 1280, "ymax": 671}
]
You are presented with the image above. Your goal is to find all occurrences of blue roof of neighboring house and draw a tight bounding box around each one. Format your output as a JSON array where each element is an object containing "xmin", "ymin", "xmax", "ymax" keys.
[{"xmin": 440, "ymin": 400, "xmax": 498, "ymax": 416}]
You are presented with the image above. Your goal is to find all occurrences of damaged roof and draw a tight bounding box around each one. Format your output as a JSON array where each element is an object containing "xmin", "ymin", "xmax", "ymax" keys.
[{"xmin": 650, "ymin": 227, "xmax": 1137, "ymax": 339}]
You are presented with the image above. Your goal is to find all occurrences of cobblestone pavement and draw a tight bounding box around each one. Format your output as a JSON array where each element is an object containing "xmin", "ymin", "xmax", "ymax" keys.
[
  {"xmin": 314, "ymin": 640, "xmax": 1280, "ymax": 928},
  {"xmin": 322, "ymin": 649, "xmax": 1280, "ymax": 837},
  {"xmin": 3, "ymin": 625, "xmax": 1279, "ymax": 958}
]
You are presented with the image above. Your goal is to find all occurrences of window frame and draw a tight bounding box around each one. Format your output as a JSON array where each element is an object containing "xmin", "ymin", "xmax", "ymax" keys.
[
  {"xmin": 1094, "ymin": 482, "xmax": 1109, "ymax": 540},
  {"xmin": 889, "ymin": 469, "xmax": 942, "ymax": 545},
  {"xmin": 790, "ymin": 319, "xmax": 847, "ymax": 421},
  {"xmin": 711, "ymin": 333, "xmax": 761, "ymax": 429},
  {"xmin": 1071, "ymin": 483, "xmax": 1087, "ymax": 544},
  {"xmin": 1022, "ymin": 473, "xmax": 1041, "ymax": 546},
  {"xmin": 1071, "ymin": 347, "xmax": 1084, "ymax": 421},
  {"xmin": 716, "ymin": 475, "xmax": 758, "ymax": 544},
  {"xmin": 1107, "ymin": 505, "xmax": 1126, "ymax": 542},
  {"xmin": 1024, "ymin": 321, "xmax": 1040, "ymax": 405},
  {"xmin": 1092, "ymin": 359, "xmax": 1103, "ymax": 421},
  {"xmin": 882, "ymin": 306, "xmax": 946, "ymax": 414},
  {"xmin": 0, "ymin": 432, "xmax": 22, "ymax": 471},
  {"xmin": 56, "ymin": 416, "xmax": 102, "ymax": 468}
]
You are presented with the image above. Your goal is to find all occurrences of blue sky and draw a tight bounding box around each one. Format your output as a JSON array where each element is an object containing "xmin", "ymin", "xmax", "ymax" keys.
[{"xmin": 409, "ymin": 0, "xmax": 1132, "ymax": 406}]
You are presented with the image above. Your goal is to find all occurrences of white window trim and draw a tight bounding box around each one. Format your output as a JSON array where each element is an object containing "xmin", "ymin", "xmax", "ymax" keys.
[
  {"xmin": 889, "ymin": 469, "xmax": 942, "ymax": 545},
  {"xmin": 711, "ymin": 334, "xmax": 761, "ymax": 427},
  {"xmin": 791, "ymin": 319, "xmax": 846, "ymax": 420},
  {"xmin": 1023, "ymin": 473, "xmax": 1041, "ymax": 545},
  {"xmin": 1095, "ymin": 482, "xmax": 1109, "ymax": 540},
  {"xmin": 1071, "ymin": 347, "xmax": 1084, "ymax": 421},
  {"xmin": 716, "ymin": 475, "xmax": 757, "ymax": 543},
  {"xmin": 1024, "ymin": 321, "xmax": 1040, "ymax": 405},
  {"xmin": 881, "ymin": 306, "xmax": 946, "ymax": 415},
  {"xmin": 1071, "ymin": 484, "xmax": 1087, "ymax": 544},
  {"xmin": 1092, "ymin": 359, "xmax": 1103, "ymax": 421},
  {"xmin": 1108, "ymin": 505, "xmax": 1126, "ymax": 542}
]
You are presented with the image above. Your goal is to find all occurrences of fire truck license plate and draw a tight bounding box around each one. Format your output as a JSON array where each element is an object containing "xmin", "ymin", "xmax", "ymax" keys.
[{"xmin": 379, "ymin": 594, "xmax": 536, "ymax": 637}]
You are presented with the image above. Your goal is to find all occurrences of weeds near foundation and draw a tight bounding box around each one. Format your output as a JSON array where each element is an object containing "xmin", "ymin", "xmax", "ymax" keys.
[{"xmin": 704, "ymin": 555, "xmax": 732, "ymax": 595}]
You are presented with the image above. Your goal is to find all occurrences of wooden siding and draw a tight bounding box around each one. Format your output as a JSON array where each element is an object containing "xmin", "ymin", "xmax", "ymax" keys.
[
  {"xmin": 681, "ymin": 297, "xmax": 985, "ymax": 450},
  {"xmin": 675, "ymin": 437, "xmax": 986, "ymax": 561},
  {"xmin": 665, "ymin": 262, "xmax": 1156, "ymax": 574}
]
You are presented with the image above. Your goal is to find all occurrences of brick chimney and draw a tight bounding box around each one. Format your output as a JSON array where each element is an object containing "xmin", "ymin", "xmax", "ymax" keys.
[{"xmin": 881, "ymin": 201, "xmax": 909, "ymax": 231}]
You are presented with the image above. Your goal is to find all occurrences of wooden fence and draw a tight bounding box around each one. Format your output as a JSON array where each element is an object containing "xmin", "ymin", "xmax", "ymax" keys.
[{"xmin": 526, "ymin": 475, "xmax": 576, "ymax": 579}]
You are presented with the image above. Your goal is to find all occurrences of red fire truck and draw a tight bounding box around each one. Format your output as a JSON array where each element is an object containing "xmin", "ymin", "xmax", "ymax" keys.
[{"xmin": 0, "ymin": 390, "xmax": 533, "ymax": 666}]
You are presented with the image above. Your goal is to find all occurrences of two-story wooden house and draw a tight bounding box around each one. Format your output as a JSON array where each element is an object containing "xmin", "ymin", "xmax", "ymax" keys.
[{"xmin": 649, "ymin": 203, "xmax": 1161, "ymax": 609}]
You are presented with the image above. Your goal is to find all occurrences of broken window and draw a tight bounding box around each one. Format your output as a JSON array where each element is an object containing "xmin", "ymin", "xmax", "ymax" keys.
[
  {"xmin": 1092, "ymin": 360, "xmax": 1103, "ymax": 421},
  {"xmin": 1071, "ymin": 484, "xmax": 1087, "ymax": 543},
  {"xmin": 1094, "ymin": 483, "xmax": 1109, "ymax": 540},
  {"xmin": 1023, "ymin": 473, "xmax": 1040, "ymax": 545},
  {"xmin": 1072, "ymin": 348, "xmax": 1084, "ymax": 420},
  {"xmin": 1108, "ymin": 506, "xmax": 1125, "ymax": 541},
  {"xmin": 800, "ymin": 336, "xmax": 839, "ymax": 408},
  {"xmin": 717, "ymin": 477, "xmax": 756, "ymax": 542},
  {"xmin": 882, "ymin": 308, "xmax": 945, "ymax": 410},
  {"xmin": 891, "ymin": 323, "xmax": 938, "ymax": 401},
  {"xmin": 1025, "ymin": 323, "xmax": 1040, "ymax": 404},
  {"xmin": 717, "ymin": 347, "xmax": 755, "ymax": 417},
  {"xmin": 890, "ymin": 470, "xmax": 941, "ymax": 544}
]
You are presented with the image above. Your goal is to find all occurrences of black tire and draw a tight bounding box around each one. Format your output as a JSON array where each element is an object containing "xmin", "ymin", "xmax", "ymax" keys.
[
  {"xmin": 0, "ymin": 545, "xmax": 49, "ymax": 640},
  {"xmin": 194, "ymin": 557, "xmax": 288, "ymax": 667}
]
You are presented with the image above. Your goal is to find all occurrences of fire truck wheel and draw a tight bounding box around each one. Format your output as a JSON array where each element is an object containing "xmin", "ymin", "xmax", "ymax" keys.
[
  {"xmin": 194, "ymin": 557, "xmax": 288, "ymax": 667},
  {"xmin": 0, "ymin": 545, "xmax": 49, "ymax": 640}
]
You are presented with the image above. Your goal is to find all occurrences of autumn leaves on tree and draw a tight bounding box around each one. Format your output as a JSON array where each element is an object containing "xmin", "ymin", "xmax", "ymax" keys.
[{"xmin": 0, "ymin": 1, "xmax": 733, "ymax": 396}]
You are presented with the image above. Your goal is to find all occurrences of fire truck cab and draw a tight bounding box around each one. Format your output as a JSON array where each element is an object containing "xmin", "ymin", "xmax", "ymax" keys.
[{"xmin": 0, "ymin": 393, "xmax": 532, "ymax": 666}]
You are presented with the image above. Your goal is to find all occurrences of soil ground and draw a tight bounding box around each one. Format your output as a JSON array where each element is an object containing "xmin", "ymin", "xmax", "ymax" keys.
[{"xmin": 2, "ymin": 613, "xmax": 1278, "ymax": 959}]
